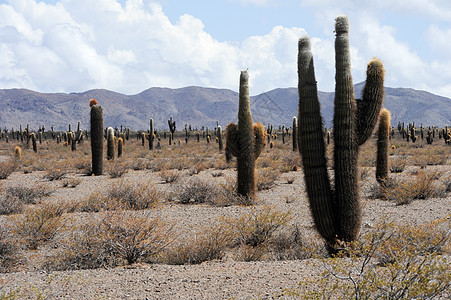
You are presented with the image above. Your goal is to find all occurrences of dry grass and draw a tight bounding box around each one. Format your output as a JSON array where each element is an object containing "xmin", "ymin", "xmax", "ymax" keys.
[
  {"xmin": 381, "ymin": 170, "xmax": 446, "ymax": 205},
  {"xmin": 0, "ymin": 159, "xmax": 18, "ymax": 180},
  {"xmin": 162, "ymin": 225, "xmax": 231, "ymax": 265},
  {"xmin": 46, "ymin": 210, "xmax": 174, "ymax": 270},
  {"xmin": 0, "ymin": 129, "xmax": 449, "ymax": 293},
  {"xmin": 72, "ymin": 180, "xmax": 162, "ymax": 212},
  {"xmin": 11, "ymin": 202, "xmax": 65, "ymax": 250}
]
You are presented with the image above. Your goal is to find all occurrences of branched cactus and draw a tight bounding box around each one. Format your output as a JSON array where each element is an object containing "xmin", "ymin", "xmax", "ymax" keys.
[
  {"xmin": 90, "ymin": 100, "xmax": 104, "ymax": 175},
  {"xmin": 168, "ymin": 117, "xmax": 176, "ymax": 135},
  {"xmin": 376, "ymin": 109, "xmax": 391, "ymax": 183},
  {"xmin": 225, "ymin": 70, "xmax": 267, "ymax": 201},
  {"xmin": 107, "ymin": 127, "xmax": 115, "ymax": 160},
  {"xmin": 297, "ymin": 16, "xmax": 385, "ymax": 252}
]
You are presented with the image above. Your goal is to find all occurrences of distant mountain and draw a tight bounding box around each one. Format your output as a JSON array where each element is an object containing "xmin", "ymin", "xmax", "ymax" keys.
[{"xmin": 0, "ymin": 83, "xmax": 449, "ymax": 131}]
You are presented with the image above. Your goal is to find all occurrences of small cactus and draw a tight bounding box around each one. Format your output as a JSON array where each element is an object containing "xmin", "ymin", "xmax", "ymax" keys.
[
  {"xmin": 14, "ymin": 146, "xmax": 21, "ymax": 160},
  {"xmin": 107, "ymin": 127, "xmax": 115, "ymax": 160},
  {"xmin": 292, "ymin": 117, "xmax": 298, "ymax": 151},
  {"xmin": 149, "ymin": 118, "xmax": 154, "ymax": 150},
  {"xmin": 118, "ymin": 137, "xmax": 123, "ymax": 158},
  {"xmin": 217, "ymin": 125, "xmax": 223, "ymax": 151}
]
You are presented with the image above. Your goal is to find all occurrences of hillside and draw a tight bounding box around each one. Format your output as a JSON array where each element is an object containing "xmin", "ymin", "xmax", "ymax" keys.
[{"xmin": 0, "ymin": 84, "xmax": 449, "ymax": 131}]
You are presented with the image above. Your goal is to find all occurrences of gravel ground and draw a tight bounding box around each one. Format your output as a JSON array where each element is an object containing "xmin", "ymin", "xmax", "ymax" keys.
[{"xmin": 1, "ymin": 164, "xmax": 450, "ymax": 299}]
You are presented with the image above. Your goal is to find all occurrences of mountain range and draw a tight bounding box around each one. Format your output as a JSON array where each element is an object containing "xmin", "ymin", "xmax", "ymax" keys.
[{"xmin": 0, "ymin": 83, "xmax": 449, "ymax": 132}]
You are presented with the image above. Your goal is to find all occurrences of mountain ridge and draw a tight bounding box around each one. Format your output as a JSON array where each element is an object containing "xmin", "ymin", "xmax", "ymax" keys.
[{"xmin": 0, "ymin": 84, "xmax": 449, "ymax": 131}]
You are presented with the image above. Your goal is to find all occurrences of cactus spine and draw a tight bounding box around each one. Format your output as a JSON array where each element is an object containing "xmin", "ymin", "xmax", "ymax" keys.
[
  {"xmin": 297, "ymin": 16, "xmax": 385, "ymax": 251},
  {"xmin": 107, "ymin": 127, "xmax": 115, "ymax": 160},
  {"xmin": 225, "ymin": 70, "xmax": 267, "ymax": 201},
  {"xmin": 90, "ymin": 101, "xmax": 104, "ymax": 175},
  {"xmin": 149, "ymin": 118, "xmax": 154, "ymax": 150},
  {"xmin": 376, "ymin": 109, "xmax": 391, "ymax": 183}
]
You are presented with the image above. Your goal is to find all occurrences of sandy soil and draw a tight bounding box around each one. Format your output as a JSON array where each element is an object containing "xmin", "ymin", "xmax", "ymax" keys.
[{"xmin": 0, "ymin": 162, "xmax": 450, "ymax": 299}]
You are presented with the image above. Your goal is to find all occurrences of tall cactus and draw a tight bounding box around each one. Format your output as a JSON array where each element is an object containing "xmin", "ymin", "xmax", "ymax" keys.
[
  {"xmin": 292, "ymin": 117, "xmax": 297, "ymax": 151},
  {"xmin": 90, "ymin": 100, "xmax": 104, "ymax": 175},
  {"xmin": 217, "ymin": 125, "xmax": 223, "ymax": 151},
  {"xmin": 297, "ymin": 16, "xmax": 384, "ymax": 251},
  {"xmin": 107, "ymin": 127, "xmax": 115, "ymax": 160},
  {"xmin": 376, "ymin": 108, "xmax": 391, "ymax": 183},
  {"xmin": 149, "ymin": 118, "xmax": 154, "ymax": 150},
  {"xmin": 117, "ymin": 137, "xmax": 123, "ymax": 158},
  {"xmin": 168, "ymin": 117, "xmax": 176, "ymax": 136},
  {"xmin": 31, "ymin": 133, "xmax": 37, "ymax": 153},
  {"xmin": 225, "ymin": 70, "xmax": 267, "ymax": 201}
]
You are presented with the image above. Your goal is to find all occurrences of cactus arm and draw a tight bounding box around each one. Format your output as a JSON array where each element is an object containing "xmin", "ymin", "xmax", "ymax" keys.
[
  {"xmin": 298, "ymin": 36, "xmax": 336, "ymax": 245},
  {"xmin": 253, "ymin": 122, "xmax": 266, "ymax": 159},
  {"xmin": 225, "ymin": 123, "xmax": 239, "ymax": 158},
  {"xmin": 333, "ymin": 15, "xmax": 361, "ymax": 242},
  {"xmin": 356, "ymin": 58, "xmax": 385, "ymax": 145}
]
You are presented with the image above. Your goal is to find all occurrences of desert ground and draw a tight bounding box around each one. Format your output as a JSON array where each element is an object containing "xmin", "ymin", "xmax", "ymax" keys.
[{"xmin": 0, "ymin": 129, "xmax": 450, "ymax": 299}]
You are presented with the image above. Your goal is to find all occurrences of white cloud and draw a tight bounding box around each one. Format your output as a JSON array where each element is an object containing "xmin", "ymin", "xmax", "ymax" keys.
[
  {"xmin": 0, "ymin": 0, "xmax": 450, "ymax": 98},
  {"xmin": 0, "ymin": 0, "xmax": 307, "ymax": 95},
  {"xmin": 227, "ymin": 0, "xmax": 272, "ymax": 6}
]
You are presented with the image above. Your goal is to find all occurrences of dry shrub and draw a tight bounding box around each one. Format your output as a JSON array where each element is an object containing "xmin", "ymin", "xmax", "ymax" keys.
[
  {"xmin": 4, "ymin": 185, "xmax": 53, "ymax": 205},
  {"xmin": 162, "ymin": 226, "xmax": 232, "ymax": 265},
  {"xmin": 172, "ymin": 177, "xmax": 250, "ymax": 206},
  {"xmin": 43, "ymin": 168, "xmax": 67, "ymax": 181},
  {"xmin": 290, "ymin": 219, "xmax": 450, "ymax": 299},
  {"xmin": 77, "ymin": 180, "xmax": 161, "ymax": 212},
  {"xmin": 0, "ymin": 159, "xmax": 18, "ymax": 180},
  {"xmin": 389, "ymin": 156, "xmax": 407, "ymax": 173},
  {"xmin": 0, "ymin": 194, "xmax": 24, "ymax": 215},
  {"xmin": 256, "ymin": 168, "xmax": 279, "ymax": 190},
  {"xmin": 382, "ymin": 171, "xmax": 443, "ymax": 205},
  {"xmin": 75, "ymin": 192, "xmax": 116, "ymax": 212},
  {"xmin": 61, "ymin": 178, "xmax": 82, "ymax": 188},
  {"xmin": 226, "ymin": 207, "xmax": 292, "ymax": 261},
  {"xmin": 0, "ymin": 225, "xmax": 21, "ymax": 272},
  {"xmin": 270, "ymin": 224, "xmax": 320, "ymax": 260},
  {"xmin": 108, "ymin": 180, "xmax": 161, "ymax": 210},
  {"xmin": 174, "ymin": 178, "xmax": 219, "ymax": 204},
  {"xmin": 159, "ymin": 169, "xmax": 180, "ymax": 183},
  {"xmin": 106, "ymin": 161, "xmax": 129, "ymax": 178},
  {"xmin": 410, "ymin": 154, "xmax": 448, "ymax": 166},
  {"xmin": 11, "ymin": 202, "xmax": 64, "ymax": 249},
  {"xmin": 47, "ymin": 210, "xmax": 173, "ymax": 270}
]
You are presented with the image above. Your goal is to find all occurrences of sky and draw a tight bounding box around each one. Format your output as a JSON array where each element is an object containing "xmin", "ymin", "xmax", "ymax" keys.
[{"xmin": 0, "ymin": 0, "xmax": 450, "ymax": 97}]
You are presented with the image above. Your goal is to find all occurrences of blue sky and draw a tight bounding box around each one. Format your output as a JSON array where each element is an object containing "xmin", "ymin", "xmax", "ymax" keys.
[{"xmin": 0, "ymin": 0, "xmax": 450, "ymax": 97}]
